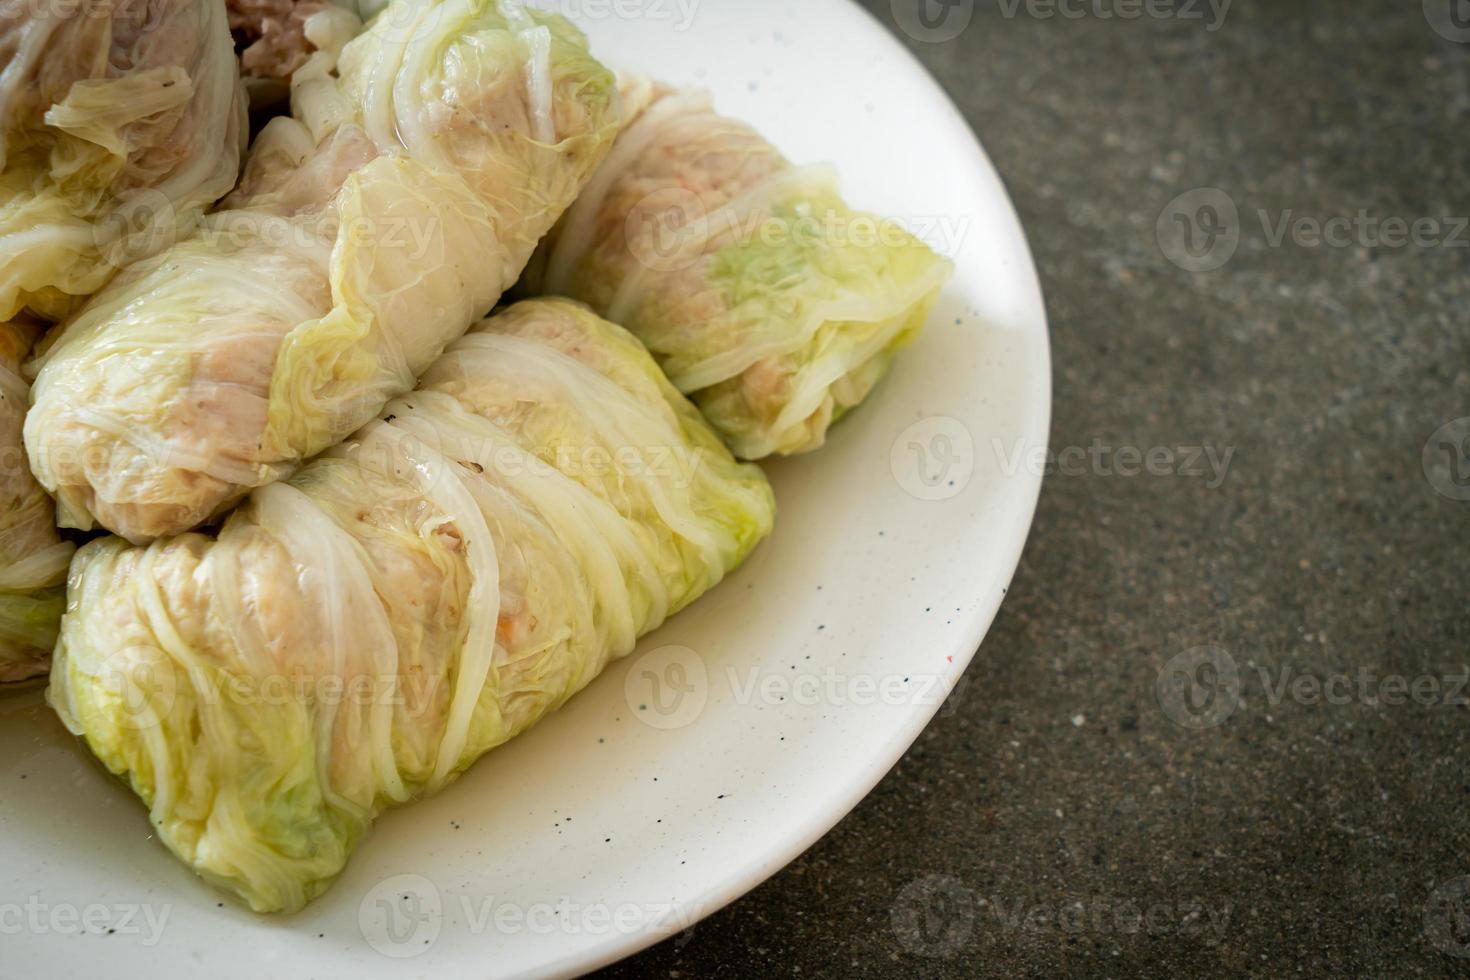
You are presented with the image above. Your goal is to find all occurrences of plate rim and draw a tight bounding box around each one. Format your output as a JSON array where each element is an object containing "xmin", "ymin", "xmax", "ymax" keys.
[{"xmin": 539, "ymin": 3, "xmax": 1054, "ymax": 974}]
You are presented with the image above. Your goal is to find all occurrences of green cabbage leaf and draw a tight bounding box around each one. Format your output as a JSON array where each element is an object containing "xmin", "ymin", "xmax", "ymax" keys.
[
  {"xmin": 0, "ymin": 321, "xmax": 74, "ymax": 683},
  {"xmin": 27, "ymin": 0, "xmax": 620, "ymax": 542},
  {"xmin": 531, "ymin": 82, "xmax": 954, "ymax": 459},
  {"xmin": 49, "ymin": 298, "xmax": 775, "ymax": 913},
  {"xmin": 0, "ymin": 0, "xmax": 247, "ymax": 322}
]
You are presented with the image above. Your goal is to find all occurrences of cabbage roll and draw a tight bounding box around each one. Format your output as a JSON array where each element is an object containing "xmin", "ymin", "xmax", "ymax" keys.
[
  {"xmin": 526, "ymin": 81, "xmax": 954, "ymax": 459},
  {"xmin": 49, "ymin": 298, "xmax": 776, "ymax": 913},
  {"xmin": 0, "ymin": 321, "xmax": 74, "ymax": 683},
  {"xmin": 0, "ymin": 0, "xmax": 247, "ymax": 322},
  {"xmin": 27, "ymin": 0, "xmax": 620, "ymax": 543}
]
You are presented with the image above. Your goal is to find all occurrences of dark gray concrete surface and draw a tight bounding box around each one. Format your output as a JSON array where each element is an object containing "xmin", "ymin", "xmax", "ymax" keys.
[{"xmin": 600, "ymin": 0, "xmax": 1470, "ymax": 975}]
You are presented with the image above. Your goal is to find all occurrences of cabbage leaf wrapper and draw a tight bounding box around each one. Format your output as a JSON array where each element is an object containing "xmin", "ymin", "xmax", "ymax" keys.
[
  {"xmin": 27, "ymin": 0, "xmax": 620, "ymax": 543},
  {"xmin": 0, "ymin": 322, "xmax": 74, "ymax": 683},
  {"xmin": 527, "ymin": 81, "xmax": 954, "ymax": 460},
  {"xmin": 49, "ymin": 298, "xmax": 776, "ymax": 913},
  {"xmin": 0, "ymin": 0, "xmax": 247, "ymax": 322}
]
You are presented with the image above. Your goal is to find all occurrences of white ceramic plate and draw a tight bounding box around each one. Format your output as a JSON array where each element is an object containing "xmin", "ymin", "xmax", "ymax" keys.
[{"xmin": 0, "ymin": 1, "xmax": 1049, "ymax": 976}]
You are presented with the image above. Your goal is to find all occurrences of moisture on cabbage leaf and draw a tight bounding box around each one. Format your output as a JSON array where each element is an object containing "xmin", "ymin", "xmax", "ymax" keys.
[
  {"xmin": 49, "ymin": 298, "xmax": 776, "ymax": 913},
  {"xmin": 27, "ymin": 0, "xmax": 621, "ymax": 543},
  {"xmin": 0, "ymin": 321, "xmax": 75, "ymax": 683},
  {"xmin": 0, "ymin": 0, "xmax": 247, "ymax": 322},
  {"xmin": 526, "ymin": 80, "xmax": 954, "ymax": 460}
]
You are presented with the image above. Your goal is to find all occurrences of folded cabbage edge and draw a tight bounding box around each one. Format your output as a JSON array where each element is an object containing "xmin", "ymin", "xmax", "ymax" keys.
[
  {"xmin": 0, "ymin": 321, "xmax": 74, "ymax": 682},
  {"xmin": 48, "ymin": 298, "xmax": 775, "ymax": 914},
  {"xmin": 25, "ymin": 0, "xmax": 620, "ymax": 543},
  {"xmin": 0, "ymin": 0, "xmax": 247, "ymax": 322},
  {"xmin": 532, "ymin": 83, "xmax": 954, "ymax": 459}
]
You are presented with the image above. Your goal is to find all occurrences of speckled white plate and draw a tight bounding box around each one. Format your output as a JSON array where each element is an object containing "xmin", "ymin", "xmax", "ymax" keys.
[{"xmin": 0, "ymin": 1, "xmax": 1049, "ymax": 976}]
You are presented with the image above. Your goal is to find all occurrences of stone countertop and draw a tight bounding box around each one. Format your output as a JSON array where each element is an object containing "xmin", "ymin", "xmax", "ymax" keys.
[{"xmin": 602, "ymin": 1, "xmax": 1469, "ymax": 975}]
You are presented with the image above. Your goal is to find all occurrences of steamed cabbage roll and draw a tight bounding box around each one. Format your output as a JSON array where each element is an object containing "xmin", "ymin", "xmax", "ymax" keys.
[
  {"xmin": 27, "ymin": 0, "xmax": 620, "ymax": 543},
  {"xmin": 0, "ymin": 0, "xmax": 246, "ymax": 322},
  {"xmin": 0, "ymin": 322, "xmax": 74, "ymax": 683},
  {"xmin": 49, "ymin": 298, "xmax": 776, "ymax": 913},
  {"xmin": 526, "ymin": 81, "xmax": 954, "ymax": 459}
]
